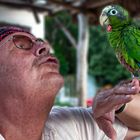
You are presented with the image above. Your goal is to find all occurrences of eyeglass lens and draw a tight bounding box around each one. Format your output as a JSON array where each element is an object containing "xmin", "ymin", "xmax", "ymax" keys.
[{"xmin": 13, "ymin": 35, "xmax": 44, "ymax": 50}]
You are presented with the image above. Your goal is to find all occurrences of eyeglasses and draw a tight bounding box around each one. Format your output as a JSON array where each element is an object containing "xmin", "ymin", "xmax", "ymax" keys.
[{"xmin": 0, "ymin": 34, "xmax": 45, "ymax": 50}]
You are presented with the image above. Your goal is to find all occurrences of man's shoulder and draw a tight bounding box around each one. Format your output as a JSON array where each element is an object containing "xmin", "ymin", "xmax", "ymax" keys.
[
  {"xmin": 49, "ymin": 107, "xmax": 93, "ymax": 119},
  {"xmin": 46, "ymin": 107, "xmax": 94, "ymax": 128},
  {"xmin": 42, "ymin": 107, "xmax": 128, "ymax": 140},
  {"xmin": 42, "ymin": 107, "xmax": 100, "ymax": 140}
]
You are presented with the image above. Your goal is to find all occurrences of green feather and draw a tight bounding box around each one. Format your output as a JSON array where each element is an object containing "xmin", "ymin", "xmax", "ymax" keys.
[{"xmin": 100, "ymin": 5, "xmax": 140, "ymax": 76}]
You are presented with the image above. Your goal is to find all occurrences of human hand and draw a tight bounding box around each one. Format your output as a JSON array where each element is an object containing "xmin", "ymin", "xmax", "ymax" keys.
[{"xmin": 92, "ymin": 79, "xmax": 140, "ymax": 140}]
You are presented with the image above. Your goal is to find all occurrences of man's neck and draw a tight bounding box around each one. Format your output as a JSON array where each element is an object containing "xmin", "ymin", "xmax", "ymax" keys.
[{"xmin": 0, "ymin": 94, "xmax": 54, "ymax": 140}]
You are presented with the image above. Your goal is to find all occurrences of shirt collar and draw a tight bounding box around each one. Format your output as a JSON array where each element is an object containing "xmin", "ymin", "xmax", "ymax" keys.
[
  {"xmin": 0, "ymin": 133, "xmax": 44, "ymax": 140},
  {"xmin": 0, "ymin": 134, "xmax": 5, "ymax": 140}
]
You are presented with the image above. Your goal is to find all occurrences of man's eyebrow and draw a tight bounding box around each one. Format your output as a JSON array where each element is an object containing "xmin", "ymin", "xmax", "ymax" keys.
[{"xmin": 12, "ymin": 32, "xmax": 35, "ymax": 39}]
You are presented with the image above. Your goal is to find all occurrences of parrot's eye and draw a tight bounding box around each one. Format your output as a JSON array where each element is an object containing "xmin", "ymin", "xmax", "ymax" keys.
[{"xmin": 109, "ymin": 9, "xmax": 118, "ymax": 15}]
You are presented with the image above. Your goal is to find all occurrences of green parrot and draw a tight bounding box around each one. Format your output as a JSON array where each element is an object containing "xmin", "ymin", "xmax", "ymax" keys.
[{"xmin": 100, "ymin": 5, "xmax": 140, "ymax": 78}]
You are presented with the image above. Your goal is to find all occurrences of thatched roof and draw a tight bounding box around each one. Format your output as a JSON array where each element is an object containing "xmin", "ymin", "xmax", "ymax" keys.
[{"xmin": 0, "ymin": 0, "xmax": 140, "ymax": 24}]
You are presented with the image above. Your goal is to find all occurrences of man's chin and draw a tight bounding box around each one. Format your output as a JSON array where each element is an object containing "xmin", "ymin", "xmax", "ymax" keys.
[
  {"xmin": 45, "ymin": 74, "xmax": 64, "ymax": 97},
  {"xmin": 44, "ymin": 73, "xmax": 64, "ymax": 89},
  {"xmin": 53, "ymin": 74, "xmax": 64, "ymax": 88}
]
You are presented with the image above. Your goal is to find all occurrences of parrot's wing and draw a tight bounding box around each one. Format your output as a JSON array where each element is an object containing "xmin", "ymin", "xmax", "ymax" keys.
[
  {"xmin": 124, "ymin": 26, "xmax": 140, "ymax": 66},
  {"xmin": 132, "ymin": 19, "xmax": 140, "ymax": 29}
]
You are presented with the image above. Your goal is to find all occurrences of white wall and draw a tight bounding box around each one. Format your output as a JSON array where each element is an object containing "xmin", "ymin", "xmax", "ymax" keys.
[{"xmin": 0, "ymin": 6, "xmax": 45, "ymax": 38}]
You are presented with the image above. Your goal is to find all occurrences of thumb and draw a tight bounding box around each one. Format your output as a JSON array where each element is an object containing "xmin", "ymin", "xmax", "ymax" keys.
[{"xmin": 96, "ymin": 117, "xmax": 117, "ymax": 140}]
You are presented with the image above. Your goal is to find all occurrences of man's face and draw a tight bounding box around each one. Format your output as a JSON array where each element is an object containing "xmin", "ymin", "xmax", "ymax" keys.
[{"xmin": 0, "ymin": 32, "xmax": 64, "ymax": 98}]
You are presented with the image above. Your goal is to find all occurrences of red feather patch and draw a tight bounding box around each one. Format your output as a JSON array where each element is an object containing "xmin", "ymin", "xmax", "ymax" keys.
[{"xmin": 107, "ymin": 25, "xmax": 112, "ymax": 32}]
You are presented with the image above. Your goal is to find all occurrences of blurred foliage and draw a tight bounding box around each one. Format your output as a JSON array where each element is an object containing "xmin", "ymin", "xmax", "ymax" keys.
[
  {"xmin": 45, "ymin": 12, "xmax": 77, "ymax": 76},
  {"xmin": 45, "ymin": 12, "xmax": 131, "ymax": 87},
  {"xmin": 88, "ymin": 26, "xmax": 131, "ymax": 86}
]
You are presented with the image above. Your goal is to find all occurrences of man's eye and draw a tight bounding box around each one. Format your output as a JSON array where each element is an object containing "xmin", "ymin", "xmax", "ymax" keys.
[{"xmin": 16, "ymin": 44, "xmax": 24, "ymax": 49}]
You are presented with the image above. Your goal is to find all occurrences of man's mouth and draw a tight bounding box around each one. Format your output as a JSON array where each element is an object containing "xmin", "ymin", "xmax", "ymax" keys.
[
  {"xmin": 33, "ymin": 54, "xmax": 58, "ymax": 66},
  {"xmin": 39, "ymin": 56, "xmax": 59, "ymax": 66},
  {"xmin": 46, "ymin": 57, "xmax": 58, "ymax": 64}
]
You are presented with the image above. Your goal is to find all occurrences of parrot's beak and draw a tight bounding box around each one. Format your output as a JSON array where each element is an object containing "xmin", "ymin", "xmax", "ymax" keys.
[
  {"xmin": 100, "ymin": 5, "xmax": 113, "ymax": 26},
  {"xmin": 99, "ymin": 13, "xmax": 109, "ymax": 27}
]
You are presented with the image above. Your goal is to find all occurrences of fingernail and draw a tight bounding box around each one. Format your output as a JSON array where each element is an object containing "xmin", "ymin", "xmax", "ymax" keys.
[
  {"xmin": 125, "ymin": 95, "xmax": 131, "ymax": 98},
  {"xmin": 131, "ymin": 87, "xmax": 135, "ymax": 90}
]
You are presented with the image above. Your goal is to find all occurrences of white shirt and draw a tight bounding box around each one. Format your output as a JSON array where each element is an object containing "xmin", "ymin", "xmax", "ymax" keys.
[
  {"xmin": 0, "ymin": 107, "xmax": 128, "ymax": 140},
  {"xmin": 43, "ymin": 107, "xmax": 127, "ymax": 140}
]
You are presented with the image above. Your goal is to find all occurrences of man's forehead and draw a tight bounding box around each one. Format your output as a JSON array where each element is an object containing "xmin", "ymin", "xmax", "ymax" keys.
[
  {"xmin": 10, "ymin": 32, "xmax": 35, "ymax": 39},
  {"xmin": 0, "ymin": 26, "xmax": 32, "ymax": 42}
]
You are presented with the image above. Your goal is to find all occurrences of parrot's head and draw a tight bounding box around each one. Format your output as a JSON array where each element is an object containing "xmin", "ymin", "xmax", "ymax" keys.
[{"xmin": 100, "ymin": 5, "xmax": 130, "ymax": 31}]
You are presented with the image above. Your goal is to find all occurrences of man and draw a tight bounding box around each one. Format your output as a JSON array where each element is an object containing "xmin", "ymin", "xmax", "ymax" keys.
[{"xmin": 0, "ymin": 26, "xmax": 139, "ymax": 140}]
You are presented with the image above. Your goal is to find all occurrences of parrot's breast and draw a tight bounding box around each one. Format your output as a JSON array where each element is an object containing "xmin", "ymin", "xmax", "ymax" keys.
[
  {"xmin": 108, "ymin": 27, "xmax": 140, "ymax": 74},
  {"xmin": 116, "ymin": 52, "xmax": 135, "ymax": 73}
]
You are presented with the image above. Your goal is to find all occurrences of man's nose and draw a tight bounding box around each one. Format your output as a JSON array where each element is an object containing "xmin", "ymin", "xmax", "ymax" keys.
[{"xmin": 31, "ymin": 41, "xmax": 50, "ymax": 56}]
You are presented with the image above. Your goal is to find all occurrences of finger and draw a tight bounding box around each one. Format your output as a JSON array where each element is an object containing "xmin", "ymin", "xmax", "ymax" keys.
[
  {"xmin": 113, "ymin": 79, "xmax": 139, "ymax": 95},
  {"xmin": 93, "ymin": 94, "xmax": 132, "ymax": 117},
  {"xmin": 131, "ymin": 78, "xmax": 140, "ymax": 93},
  {"xmin": 96, "ymin": 117, "xmax": 116, "ymax": 140},
  {"xmin": 99, "ymin": 94, "xmax": 132, "ymax": 108},
  {"xmin": 117, "ymin": 79, "xmax": 132, "ymax": 86},
  {"xmin": 117, "ymin": 78, "xmax": 139, "ymax": 88},
  {"xmin": 100, "ymin": 86, "xmax": 136, "ymax": 100},
  {"xmin": 106, "ymin": 95, "xmax": 132, "ymax": 110},
  {"xmin": 94, "ymin": 95, "xmax": 132, "ymax": 117},
  {"xmin": 112, "ymin": 86, "xmax": 137, "ymax": 95},
  {"xmin": 131, "ymin": 78, "xmax": 139, "ymax": 86},
  {"xmin": 109, "ymin": 94, "xmax": 132, "ymax": 104}
]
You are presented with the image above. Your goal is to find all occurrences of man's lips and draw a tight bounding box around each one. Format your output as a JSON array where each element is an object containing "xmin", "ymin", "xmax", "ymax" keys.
[
  {"xmin": 38, "ymin": 56, "xmax": 59, "ymax": 66},
  {"xmin": 33, "ymin": 55, "xmax": 59, "ymax": 68}
]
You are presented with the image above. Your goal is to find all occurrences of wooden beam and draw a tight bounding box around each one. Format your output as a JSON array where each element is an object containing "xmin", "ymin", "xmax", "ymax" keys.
[
  {"xmin": 0, "ymin": 0, "xmax": 97, "ymax": 19},
  {"xmin": 47, "ymin": 0, "xmax": 97, "ymax": 17},
  {"xmin": 26, "ymin": 0, "xmax": 40, "ymax": 23},
  {"xmin": 47, "ymin": 0, "xmax": 81, "ymax": 13},
  {"xmin": 0, "ymin": 0, "xmax": 50, "ymax": 12},
  {"xmin": 84, "ymin": 0, "xmax": 117, "ymax": 9}
]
